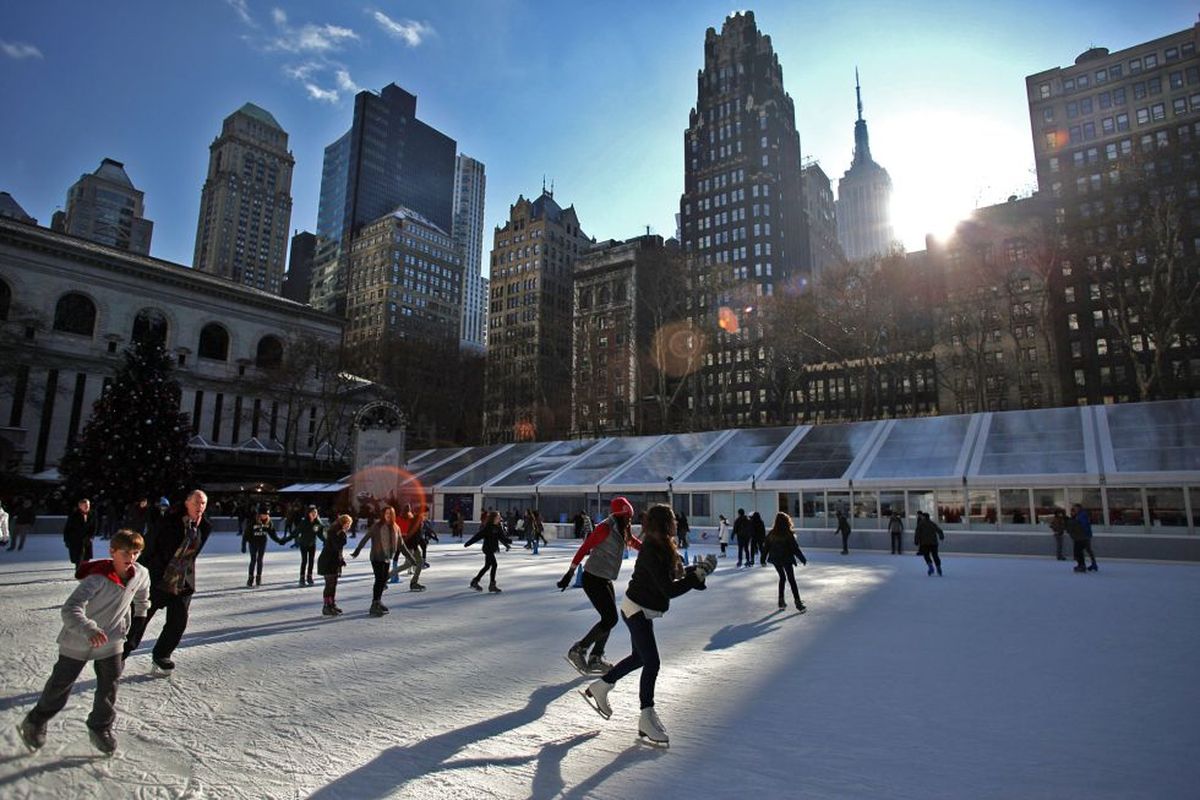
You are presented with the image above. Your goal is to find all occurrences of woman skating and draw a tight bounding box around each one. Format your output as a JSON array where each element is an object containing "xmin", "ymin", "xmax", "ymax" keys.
[
  {"xmin": 464, "ymin": 510, "xmax": 512, "ymax": 592},
  {"xmin": 580, "ymin": 504, "xmax": 717, "ymax": 747},
  {"xmin": 914, "ymin": 511, "xmax": 945, "ymax": 576},
  {"xmin": 765, "ymin": 512, "xmax": 807, "ymax": 612},
  {"xmin": 243, "ymin": 505, "xmax": 286, "ymax": 587},
  {"xmin": 352, "ymin": 505, "xmax": 415, "ymax": 616},
  {"xmin": 318, "ymin": 514, "xmax": 352, "ymax": 616},
  {"xmin": 557, "ymin": 497, "xmax": 641, "ymax": 675}
]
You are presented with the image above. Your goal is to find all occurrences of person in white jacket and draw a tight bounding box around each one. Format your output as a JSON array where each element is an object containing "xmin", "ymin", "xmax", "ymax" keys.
[
  {"xmin": 19, "ymin": 529, "xmax": 150, "ymax": 755},
  {"xmin": 0, "ymin": 500, "xmax": 9, "ymax": 548}
]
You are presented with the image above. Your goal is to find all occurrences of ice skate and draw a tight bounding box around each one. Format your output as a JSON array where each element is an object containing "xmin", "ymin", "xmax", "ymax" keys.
[
  {"xmin": 927, "ymin": 565, "xmax": 934, "ymax": 576},
  {"xmin": 299, "ymin": 578, "xmax": 306, "ymax": 587},
  {"xmin": 409, "ymin": 583, "xmax": 426, "ymax": 592},
  {"xmin": 1073, "ymin": 566, "xmax": 1087, "ymax": 573},
  {"xmin": 778, "ymin": 597, "xmax": 786, "ymax": 609},
  {"xmin": 368, "ymin": 603, "xmax": 386, "ymax": 617},
  {"xmin": 331, "ymin": 604, "xmax": 344, "ymax": 615},
  {"xmin": 307, "ymin": 576, "xmax": 315, "ymax": 585},
  {"xmin": 637, "ymin": 707, "xmax": 669, "ymax": 747},
  {"xmin": 565, "ymin": 645, "xmax": 589, "ymax": 675},
  {"xmin": 247, "ymin": 577, "xmax": 254, "ymax": 587},
  {"xmin": 255, "ymin": 575, "xmax": 261, "ymax": 586},
  {"xmin": 469, "ymin": 581, "xmax": 482, "ymax": 591},
  {"xmin": 152, "ymin": 656, "xmax": 175, "ymax": 677},
  {"xmin": 580, "ymin": 679, "xmax": 613, "ymax": 719},
  {"xmin": 795, "ymin": 600, "xmax": 807, "ymax": 613},
  {"xmin": 322, "ymin": 604, "xmax": 336, "ymax": 616},
  {"xmin": 488, "ymin": 584, "xmax": 502, "ymax": 593},
  {"xmin": 936, "ymin": 565, "xmax": 943, "ymax": 576},
  {"xmin": 586, "ymin": 653, "xmax": 613, "ymax": 674},
  {"xmin": 18, "ymin": 716, "xmax": 45, "ymax": 751},
  {"xmin": 1087, "ymin": 564, "xmax": 1098, "ymax": 572},
  {"xmin": 88, "ymin": 726, "xmax": 117, "ymax": 755}
]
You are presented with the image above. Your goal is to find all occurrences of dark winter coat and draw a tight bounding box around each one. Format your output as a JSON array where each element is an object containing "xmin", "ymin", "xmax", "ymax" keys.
[
  {"xmin": 1065, "ymin": 517, "xmax": 1086, "ymax": 542},
  {"xmin": 63, "ymin": 509, "xmax": 98, "ymax": 548},
  {"xmin": 243, "ymin": 519, "xmax": 285, "ymax": 546},
  {"xmin": 624, "ymin": 538, "xmax": 703, "ymax": 614},
  {"xmin": 914, "ymin": 516, "xmax": 944, "ymax": 548},
  {"xmin": 464, "ymin": 523, "xmax": 512, "ymax": 555},
  {"xmin": 836, "ymin": 513, "xmax": 851, "ymax": 535},
  {"xmin": 291, "ymin": 516, "xmax": 326, "ymax": 548},
  {"xmin": 765, "ymin": 530, "xmax": 807, "ymax": 567},
  {"xmin": 317, "ymin": 525, "xmax": 348, "ymax": 576},
  {"xmin": 142, "ymin": 510, "xmax": 212, "ymax": 594},
  {"xmin": 732, "ymin": 514, "xmax": 753, "ymax": 544},
  {"xmin": 751, "ymin": 513, "xmax": 767, "ymax": 544}
]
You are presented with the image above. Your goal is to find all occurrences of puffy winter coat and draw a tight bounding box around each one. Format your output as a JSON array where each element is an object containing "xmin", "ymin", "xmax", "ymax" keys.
[
  {"xmin": 765, "ymin": 530, "xmax": 807, "ymax": 567},
  {"xmin": 624, "ymin": 539, "xmax": 703, "ymax": 614}
]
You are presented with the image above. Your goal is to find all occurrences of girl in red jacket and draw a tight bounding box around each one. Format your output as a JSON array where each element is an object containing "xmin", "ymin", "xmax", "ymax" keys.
[
  {"xmin": 557, "ymin": 496, "xmax": 642, "ymax": 675},
  {"xmin": 580, "ymin": 504, "xmax": 717, "ymax": 747}
]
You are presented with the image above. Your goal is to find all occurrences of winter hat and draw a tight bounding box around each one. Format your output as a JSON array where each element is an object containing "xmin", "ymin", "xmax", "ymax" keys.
[
  {"xmin": 610, "ymin": 496, "xmax": 634, "ymax": 518},
  {"xmin": 257, "ymin": 503, "xmax": 270, "ymax": 514}
]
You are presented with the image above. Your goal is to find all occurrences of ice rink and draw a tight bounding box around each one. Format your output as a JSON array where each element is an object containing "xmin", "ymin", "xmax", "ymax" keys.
[{"xmin": 1, "ymin": 532, "xmax": 1198, "ymax": 799}]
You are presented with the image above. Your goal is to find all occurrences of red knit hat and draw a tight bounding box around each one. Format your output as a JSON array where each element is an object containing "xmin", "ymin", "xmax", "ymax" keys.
[{"xmin": 610, "ymin": 496, "xmax": 634, "ymax": 518}]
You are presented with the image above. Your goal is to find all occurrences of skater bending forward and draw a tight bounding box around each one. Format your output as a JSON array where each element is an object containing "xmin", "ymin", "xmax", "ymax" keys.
[
  {"xmin": 580, "ymin": 504, "xmax": 717, "ymax": 747},
  {"xmin": 558, "ymin": 496, "xmax": 642, "ymax": 675},
  {"xmin": 464, "ymin": 511, "xmax": 512, "ymax": 592},
  {"xmin": 20, "ymin": 529, "xmax": 150, "ymax": 755}
]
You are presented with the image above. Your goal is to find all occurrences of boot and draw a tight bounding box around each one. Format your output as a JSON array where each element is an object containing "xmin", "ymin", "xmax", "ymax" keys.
[
  {"xmin": 638, "ymin": 707, "xmax": 669, "ymax": 746},
  {"xmin": 488, "ymin": 584, "xmax": 502, "ymax": 593},
  {"xmin": 247, "ymin": 577, "xmax": 254, "ymax": 587},
  {"xmin": 322, "ymin": 603, "xmax": 336, "ymax": 616},
  {"xmin": 565, "ymin": 645, "xmax": 588, "ymax": 675},
  {"xmin": 469, "ymin": 580, "xmax": 482, "ymax": 591},
  {"xmin": 1087, "ymin": 563, "xmax": 1098, "ymax": 572},
  {"xmin": 369, "ymin": 603, "xmax": 386, "ymax": 617},
  {"xmin": 586, "ymin": 653, "xmax": 614, "ymax": 674},
  {"xmin": 936, "ymin": 565, "xmax": 943, "ymax": 576}
]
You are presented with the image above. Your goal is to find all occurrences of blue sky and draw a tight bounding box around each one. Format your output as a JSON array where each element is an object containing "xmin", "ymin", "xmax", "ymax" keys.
[{"xmin": 2, "ymin": 1, "xmax": 1197, "ymax": 276}]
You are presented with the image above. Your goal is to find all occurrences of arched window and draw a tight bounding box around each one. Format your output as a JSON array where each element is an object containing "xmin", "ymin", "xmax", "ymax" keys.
[
  {"xmin": 615, "ymin": 281, "xmax": 628, "ymax": 301},
  {"xmin": 198, "ymin": 323, "xmax": 229, "ymax": 361},
  {"xmin": 598, "ymin": 285, "xmax": 611, "ymax": 305},
  {"xmin": 0, "ymin": 278, "xmax": 10, "ymax": 321},
  {"xmin": 255, "ymin": 335, "xmax": 283, "ymax": 369},
  {"xmin": 53, "ymin": 292, "xmax": 96, "ymax": 336},
  {"xmin": 131, "ymin": 308, "xmax": 169, "ymax": 347},
  {"xmin": 578, "ymin": 289, "xmax": 591, "ymax": 310}
]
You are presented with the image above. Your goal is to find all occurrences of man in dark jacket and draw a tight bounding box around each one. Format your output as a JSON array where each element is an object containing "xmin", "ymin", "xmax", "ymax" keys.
[
  {"xmin": 63, "ymin": 498, "xmax": 98, "ymax": 567},
  {"xmin": 732, "ymin": 508, "xmax": 753, "ymax": 567},
  {"xmin": 123, "ymin": 490, "xmax": 212, "ymax": 674}
]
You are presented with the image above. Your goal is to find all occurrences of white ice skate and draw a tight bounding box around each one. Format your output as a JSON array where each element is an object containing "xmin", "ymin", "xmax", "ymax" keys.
[
  {"xmin": 580, "ymin": 679, "xmax": 612, "ymax": 720},
  {"xmin": 638, "ymin": 707, "xmax": 669, "ymax": 748}
]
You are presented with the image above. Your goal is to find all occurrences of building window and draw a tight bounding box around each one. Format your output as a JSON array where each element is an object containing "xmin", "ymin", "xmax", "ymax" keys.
[
  {"xmin": 53, "ymin": 293, "xmax": 96, "ymax": 337},
  {"xmin": 131, "ymin": 308, "xmax": 169, "ymax": 347},
  {"xmin": 255, "ymin": 335, "xmax": 283, "ymax": 369},
  {"xmin": 198, "ymin": 323, "xmax": 230, "ymax": 361}
]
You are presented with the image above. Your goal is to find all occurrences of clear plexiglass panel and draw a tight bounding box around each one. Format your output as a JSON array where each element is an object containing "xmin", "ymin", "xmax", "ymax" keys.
[
  {"xmin": 490, "ymin": 440, "xmax": 598, "ymax": 488},
  {"xmin": 1106, "ymin": 399, "xmax": 1200, "ymax": 473},
  {"xmin": 765, "ymin": 423, "xmax": 875, "ymax": 481},
  {"xmin": 411, "ymin": 444, "xmax": 508, "ymax": 487},
  {"xmin": 973, "ymin": 407, "xmax": 1086, "ymax": 476},
  {"xmin": 440, "ymin": 442, "xmax": 552, "ymax": 488},
  {"xmin": 684, "ymin": 426, "xmax": 794, "ymax": 484},
  {"xmin": 863, "ymin": 415, "xmax": 970, "ymax": 479},
  {"xmin": 607, "ymin": 431, "xmax": 725, "ymax": 485},
  {"xmin": 543, "ymin": 437, "xmax": 659, "ymax": 487}
]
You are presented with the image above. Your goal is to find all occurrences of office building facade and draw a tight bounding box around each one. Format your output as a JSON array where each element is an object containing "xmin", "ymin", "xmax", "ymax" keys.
[{"xmin": 52, "ymin": 158, "xmax": 153, "ymax": 255}]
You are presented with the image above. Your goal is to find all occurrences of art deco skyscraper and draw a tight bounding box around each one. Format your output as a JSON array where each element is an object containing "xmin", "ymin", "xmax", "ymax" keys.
[
  {"xmin": 54, "ymin": 158, "xmax": 153, "ymax": 255},
  {"xmin": 678, "ymin": 10, "xmax": 809, "ymax": 428},
  {"xmin": 836, "ymin": 73, "xmax": 895, "ymax": 261},
  {"xmin": 193, "ymin": 104, "xmax": 294, "ymax": 293},
  {"xmin": 453, "ymin": 154, "xmax": 488, "ymax": 351}
]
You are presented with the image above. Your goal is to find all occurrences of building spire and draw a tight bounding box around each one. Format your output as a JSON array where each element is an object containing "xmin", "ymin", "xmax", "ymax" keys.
[
  {"xmin": 852, "ymin": 69, "xmax": 872, "ymax": 166},
  {"xmin": 856, "ymin": 67, "xmax": 863, "ymax": 122}
]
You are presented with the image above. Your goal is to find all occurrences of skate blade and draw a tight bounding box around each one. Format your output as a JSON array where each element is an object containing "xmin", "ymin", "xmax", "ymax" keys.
[
  {"xmin": 637, "ymin": 732, "xmax": 669, "ymax": 748},
  {"xmin": 564, "ymin": 654, "xmax": 589, "ymax": 676},
  {"xmin": 151, "ymin": 667, "xmax": 174, "ymax": 678},
  {"xmin": 578, "ymin": 688, "xmax": 611, "ymax": 720}
]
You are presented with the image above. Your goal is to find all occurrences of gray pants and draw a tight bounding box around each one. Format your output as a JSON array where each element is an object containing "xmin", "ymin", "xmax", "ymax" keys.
[
  {"xmin": 27, "ymin": 653, "xmax": 123, "ymax": 732},
  {"xmin": 392, "ymin": 552, "xmax": 423, "ymax": 587}
]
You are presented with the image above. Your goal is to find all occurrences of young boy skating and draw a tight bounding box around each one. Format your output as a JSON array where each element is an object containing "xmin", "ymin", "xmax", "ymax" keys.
[{"xmin": 19, "ymin": 529, "xmax": 150, "ymax": 755}]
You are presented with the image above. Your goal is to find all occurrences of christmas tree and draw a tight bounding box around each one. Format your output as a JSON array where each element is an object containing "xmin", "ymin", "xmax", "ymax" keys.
[{"xmin": 60, "ymin": 338, "xmax": 193, "ymax": 513}]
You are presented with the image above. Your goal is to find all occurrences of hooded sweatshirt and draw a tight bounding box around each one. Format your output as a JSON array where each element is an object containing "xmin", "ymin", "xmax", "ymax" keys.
[{"xmin": 57, "ymin": 559, "xmax": 151, "ymax": 660}]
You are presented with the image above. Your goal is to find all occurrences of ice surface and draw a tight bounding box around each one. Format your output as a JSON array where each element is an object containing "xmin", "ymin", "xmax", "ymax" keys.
[{"xmin": 1, "ymin": 533, "xmax": 1197, "ymax": 799}]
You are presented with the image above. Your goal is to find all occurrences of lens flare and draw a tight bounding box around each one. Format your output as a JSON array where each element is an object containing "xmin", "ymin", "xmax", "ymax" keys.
[
  {"xmin": 717, "ymin": 306, "xmax": 739, "ymax": 333},
  {"xmin": 651, "ymin": 320, "xmax": 708, "ymax": 378},
  {"xmin": 350, "ymin": 465, "xmax": 426, "ymax": 510}
]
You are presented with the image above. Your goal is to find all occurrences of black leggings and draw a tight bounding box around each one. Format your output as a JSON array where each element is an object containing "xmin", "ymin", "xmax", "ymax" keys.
[
  {"xmin": 300, "ymin": 546, "xmax": 316, "ymax": 579},
  {"xmin": 576, "ymin": 572, "xmax": 618, "ymax": 657},
  {"xmin": 473, "ymin": 552, "xmax": 498, "ymax": 586},
  {"xmin": 323, "ymin": 574, "xmax": 339, "ymax": 601},
  {"xmin": 737, "ymin": 539, "xmax": 751, "ymax": 564},
  {"xmin": 370, "ymin": 559, "xmax": 389, "ymax": 603},
  {"xmin": 920, "ymin": 546, "xmax": 942, "ymax": 568},
  {"xmin": 247, "ymin": 538, "xmax": 267, "ymax": 580},
  {"xmin": 774, "ymin": 562, "xmax": 801, "ymax": 603},
  {"xmin": 604, "ymin": 610, "xmax": 660, "ymax": 709}
]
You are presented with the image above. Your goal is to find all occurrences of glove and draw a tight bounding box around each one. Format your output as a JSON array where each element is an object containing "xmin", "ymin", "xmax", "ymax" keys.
[
  {"xmin": 800, "ymin": 557, "xmax": 808, "ymax": 566},
  {"xmin": 684, "ymin": 566, "xmax": 708, "ymax": 590},
  {"xmin": 696, "ymin": 553, "xmax": 717, "ymax": 578},
  {"xmin": 556, "ymin": 566, "xmax": 574, "ymax": 591}
]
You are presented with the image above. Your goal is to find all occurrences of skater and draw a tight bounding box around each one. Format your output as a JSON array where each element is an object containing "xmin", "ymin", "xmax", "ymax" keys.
[
  {"xmin": 391, "ymin": 504, "xmax": 428, "ymax": 592},
  {"xmin": 242, "ymin": 505, "xmax": 286, "ymax": 587},
  {"xmin": 733, "ymin": 508, "xmax": 752, "ymax": 567},
  {"xmin": 8, "ymin": 496, "xmax": 35, "ymax": 551},
  {"xmin": 888, "ymin": 511, "xmax": 904, "ymax": 555},
  {"xmin": 352, "ymin": 505, "xmax": 413, "ymax": 616},
  {"xmin": 318, "ymin": 514, "xmax": 353, "ymax": 616},
  {"xmin": 558, "ymin": 496, "xmax": 642, "ymax": 675},
  {"xmin": 1068, "ymin": 503, "xmax": 1099, "ymax": 573},
  {"xmin": 914, "ymin": 511, "xmax": 945, "ymax": 576},
  {"xmin": 63, "ymin": 497, "xmax": 98, "ymax": 567},
  {"xmin": 18, "ymin": 529, "xmax": 150, "ymax": 755},
  {"xmin": 450, "ymin": 508, "xmax": 465, "ymax": 539},
  {"xmin": 835, "ymin": 509, "xmax": 851, "ymax": 555},
  {"xmin": 579, "ymin": 504, "xmax": 717, "ymax": 747},
  {"xmin": 752, "ymin": 511, "xmax": 768, "ymax": 565},
  {"xmin": 464, "ymin": 510, "xmax": 512, "ymax": 592},
  {"xmin": 123, "ymin": 490, "xmax": 213, "ymax": 675},
  {"xmin": 0, "ymin": 499, "xmax": 8, "ymax": 550},
  {"xmin": 291, "ymin": 505, "xmax": 326, "ymax": 586},
  {"xmin": 675, "ymin": 512, "xmax": 690, "ymax": 552},
  {"xmin": 1049, "ymin": 508, "xmax": 1068, "ymax": 561},
  {"xmin": 529, "ymin": 509, "xmax": 547, "ymax": 554},
  {"xmin": 765, "ymin": 512, "xmax": 807, "ymax": 611},
  {"xmin": 717, "ymin": 514, "xmax": 729, "ymax": 558}
]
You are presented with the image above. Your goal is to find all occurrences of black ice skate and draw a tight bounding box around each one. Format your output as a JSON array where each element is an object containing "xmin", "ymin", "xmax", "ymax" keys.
[
  {"xmin": 152, "ymin": 656, "xmax": 175, "ymax": 677},
  {"xmin": 565, "ymin": 646, "xmax": 588, "ymax": 675},
  {"xmin": 18, "ymin": 716, "xmax": 45, "ymax": 751},
  {"xmin": 88, "ymin": 726, "xmax": 117, "ymax": 755}
]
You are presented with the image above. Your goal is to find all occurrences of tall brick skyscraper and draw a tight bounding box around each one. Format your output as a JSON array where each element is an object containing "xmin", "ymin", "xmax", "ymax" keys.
[{"xmin": 678, "ymin": 11, "xmax": 809, "ymax": 428}]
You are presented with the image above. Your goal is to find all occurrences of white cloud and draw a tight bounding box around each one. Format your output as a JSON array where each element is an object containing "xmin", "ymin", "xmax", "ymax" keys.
[
  {"xmin": 304, "ymin": 83, "xmax": 339, "ymax": 103},
  {"xmin": 226, "ymin": 0, "xmax": 255, "ymax": 27},
  {"xmin": 272, "ymin": 7, "xmax": 287, "ymax": 26},
  {"xmin": 283, "ymin": 62, "xmax": 319, "ymax": 81},
  {"xmin": 371, "ymin": 11, "xmax": 433, "ymax": 47},
  {"xmin": 335, "ymin": 69, "xmax": 360, "ymax": 93},
  {"xmin": 273, "ymin": 22, "xmax": 359, "ymax": 53},
  {"xmin": 1, "ymin": 40, "xmax": 43, "ymax": 60}
]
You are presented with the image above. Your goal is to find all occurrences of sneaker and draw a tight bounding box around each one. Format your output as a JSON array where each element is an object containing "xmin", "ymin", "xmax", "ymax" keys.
[
  {"xmin": 409, "ymin": 583, "xmax": 426, "ymax": 592},
  {"xmin": 586, "ymin": 654, "xmax": 613, "ymax": 674},
  {"xmin": 18, "ymin": 716, "xmax": 45, "ymax": 751},
  {"xmin": 565, "ymin": 646, "xmax": 588, "ymax": 675},
  {"xmin": 638, "ymin": 707, "xmax": 669, "ymax": 747},
  {"xmin": 488, "ymin": 584, "xmax": 502, "ymax": 593},
  {"xmin": 469, "ymin": 581, "xmax": 482, "ymax": 591},
  {"xmin": 88, "ymin": 726, "xmax": 117, "ymax": 755},
  {"xmin": 580, "ymin": 679, "xmax": 613, "ymax": 719}
]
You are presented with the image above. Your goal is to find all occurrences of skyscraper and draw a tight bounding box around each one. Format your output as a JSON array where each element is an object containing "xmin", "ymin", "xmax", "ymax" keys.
[
  {"xmin": 53, "ymin": 158, "xmax": 153, "ymax": 255},
  {"xmin": 309, "ymin": 83, "xmax": 457, "ymax": 315},
  {"xmin": 836, "ymin": 72, "xmax": 895, "ymax": 262},
  {"xmin": 282, "ymin": 230, "xmax": 316, "ymax": 305},
  {"xmin": 801, "ymin": 160, "xmax": 841, "ymax": 279},
  {"xmin": 193, "ymin": 103, "xmax": 295, "ymax": 293},
  {"xmin": 483, "ymin": 190, "xmax": 590, "ymax": 443},
  {"xmin": 678, "ymin": 10, "xmax": 809, "ymax": 428},
  {"xmin": 453, "ymin": 154, "xmax": 488, "ymax": 351}
]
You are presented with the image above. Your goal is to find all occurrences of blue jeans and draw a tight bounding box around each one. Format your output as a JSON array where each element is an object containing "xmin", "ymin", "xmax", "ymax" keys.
[{"xmin": 602, "ymin": 610, "xmax": 660, "ymax": 709}]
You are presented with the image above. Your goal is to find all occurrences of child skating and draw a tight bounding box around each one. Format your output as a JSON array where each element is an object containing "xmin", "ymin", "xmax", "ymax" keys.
[
  {"xmin": 318, "ymin": 514, "xmax": 352, "ymax": 616},
  {"xmin": 764, "ymin": 512, "xmax": 807, "ymax": 611},
  {"xmin": 19, "ymin": 529, "xmax": 150, "ymax": 755},
  {"xmin": 242, "ymin": 505, "xmax": 286, "ymax": 587},
  {"xmin": 464, "ymin": 510, "xmax": 512, "ymax": 592},
  {"xmin": 580, "ymin": 504, "xmax": 717, "ymax": 747},
  {"xmin": 557, "ymin": 497, "xmax": 641, "ymax": 675}
]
